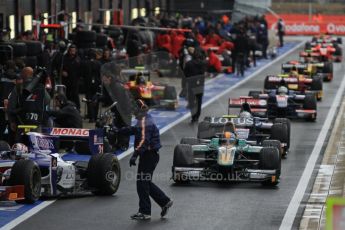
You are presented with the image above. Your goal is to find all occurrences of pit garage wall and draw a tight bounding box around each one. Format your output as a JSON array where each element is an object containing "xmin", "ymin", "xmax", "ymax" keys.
[
  {"xmin": 1, "ymin": 0, "xmax": 168, "ymax": 38},
  {"xmin": 171, "ymin": 0, "xmax": 234, "ymax": 13}
]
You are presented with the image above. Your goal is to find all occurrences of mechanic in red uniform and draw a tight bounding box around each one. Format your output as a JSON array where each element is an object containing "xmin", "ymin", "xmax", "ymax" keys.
[
  {"xmin": 171, "ymin": 31, "xmax": 186, "ymax": 59},
  {"xmin": 156, "ymin": 31, "xmax": 172, "ymax": 53},
  {"xmin": 217, "ymin": 41, "xmax": 234, "ymax": 55},
  {"xmin": 205, "ymin": 29, "xmax": 221, "ymax": 46},
  {"xmin": 207, "ymin": 49, "xmax": 222, "ymax": 73}
]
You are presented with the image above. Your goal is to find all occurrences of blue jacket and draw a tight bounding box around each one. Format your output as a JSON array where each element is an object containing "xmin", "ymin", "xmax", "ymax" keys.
[{"xmin": 119, "ymin": 114, "xmax": 161, "ymax": 155}]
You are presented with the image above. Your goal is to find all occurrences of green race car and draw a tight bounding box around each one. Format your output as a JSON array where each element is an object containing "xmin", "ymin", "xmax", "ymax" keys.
[{"xmin": 172, "ymin": 124, "xmax": 281, "ymax": 186}]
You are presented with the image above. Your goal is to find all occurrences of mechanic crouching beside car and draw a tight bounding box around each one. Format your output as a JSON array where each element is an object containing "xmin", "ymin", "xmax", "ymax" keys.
[
  {"xmin": 115, "ymin": 99, "xmax": 173, "ymax": 220},
  {"xmin": 48, "ymin": 93, "xmax": 82, "ymax": 128}
]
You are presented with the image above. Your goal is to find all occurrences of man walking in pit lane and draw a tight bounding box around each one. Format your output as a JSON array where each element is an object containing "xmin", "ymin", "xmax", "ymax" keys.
[{"xmin": 116, "ymin": 99, "xmax": 173, "ymax": 220}]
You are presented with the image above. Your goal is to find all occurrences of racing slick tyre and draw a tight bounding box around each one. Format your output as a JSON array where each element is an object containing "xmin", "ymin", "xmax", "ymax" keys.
[
  {"xmin": 180, "ymin": 137, "xmax": 200, "ymax": 145},
  {"xmin": 248, "ymin": 90, "xmax": 261, "ymax": 99},
  {"xmin": 0, "ymin": 140, "xmax": 10, "ymax": 151},
  {"xmin": 303, "ymin": 94, "xmax": 317, "ymax": 121},
  {"xmin": 1, "ymin": 42, "xmax": 27, "ymax": 57},
  {"xmin": 270, "ymin": 123, "xmax": 289, "ymax": 155},
  {"xmin": 24, "ymin": 41, "xmax": 43, "ymax": 56},
  {"xmin": 323, "ymin": 62, "xmax": 333, "ymax": 82},
  {"xmin": 264, "ymin": 76, "xmax": 275, "ymax": 90},
  {"xmin": 10, "ymin": 160, "xmax": 41, "ymax": 204},
  {"xmin": 96, "ymin": 34, "xmax": 108, "ymax": 48},
  {"xmin": 310, "ymin": 76, "xmax": 323, "ymax": 101},
  {"xmin": 68, "ymin": 33, "xmax": 76, "ymax": 42},
  {"xmin": 259, "ymin": 147, "xmax": 281, "ymax": 186},
  {"xmin": 87, "ymin": 153, "xmax": 121, "ymax": 195},
  {"xmin": 263, "ymin": 140, "xmax": 282, "ymax": 158},
  {"xmin": 25, "ymin": 56, "xmax": 37, "ymax": 68},
  {"xmin": 274, "ymin": 118, "xmax": 291, "ymax": 148},
  {"xmin": 173, "ymin": 144, "xmax": 193, "ymax": 183},
  {"xmin": 163, "ymin": 86, "xmax": 177, "ymax": 100},
  {"xmin": 305, "ymin": 42, "xmax": 312, "ymax": 50},
  {"xmin": 334, "ymin": 46, "xmax": 342, "ymax": 56},
  {"xmin": 197, "ymin": 121, "xmax": 212, "ymax": 139},
  {"xmin": 337, "ymin": 37, "xmax": 343, "ymax": 44},
  {"xmin": 77, "ymin": 42, "xmax": 96, "ymax": 49},
  {"xmin": 76, "ymin": 31, "xmax": 97, "ymax": 43}
]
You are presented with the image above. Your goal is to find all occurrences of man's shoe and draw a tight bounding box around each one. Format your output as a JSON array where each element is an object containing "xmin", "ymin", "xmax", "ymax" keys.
[
  {"xmin": 130, "ymin": 212, "xmax": 151, "ymax": 220},
  {"xmin": 161, "ymin": 200, "xmax": 173, "ymax": 218}
]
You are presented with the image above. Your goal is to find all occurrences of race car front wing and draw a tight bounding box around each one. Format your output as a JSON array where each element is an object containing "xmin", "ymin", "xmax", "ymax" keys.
[{"xmin": 173, "ymin": 167, "xmax": 278, "ymax": 182}]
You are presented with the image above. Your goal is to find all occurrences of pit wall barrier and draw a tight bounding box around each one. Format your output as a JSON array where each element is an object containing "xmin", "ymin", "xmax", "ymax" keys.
[{"xmin": 266, "ymin": 14, "xmax": 345, "ymax": 35}]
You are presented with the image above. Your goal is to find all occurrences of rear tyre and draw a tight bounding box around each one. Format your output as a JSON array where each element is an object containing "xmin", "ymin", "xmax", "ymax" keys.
[
  {"xmin": 24, "ymin": 41, "xmax": 43, "ymax": 56},
  {"xmin": 197, "ymin": 121, "xmax": 212, "ymax": 139},
  {"xmin": 96, "ymin": 34, "xmax": 108, "ymax": 48},
  {"xmin": 76, "ymin": 31, "xmax": 97, "ymax": 43},
  {"xmin": 274, "ymin": 118, "xmax": 291, "ymax": 149},
  {"xmin": 263, "ymin": 139, "xmax": 283, "ymax": 159},
  {"xmin": 163, "ymin": 86, "xmax": 177, "ymax": 100},
  {"xmin": 10, "ymin": 160, "xmax": 41, "ymax": 203},
  {"xmin": 248, "ymin": 90, "xmax": 261, "ymax": 98},
  {"xmin": 303, "ymin": 94, "xmax": 317, "ymax": 121},
  {"xmin": 180, "ymin": 137, "xmax": 200, "ymax": 145},
  {"xmin": 260, "ymin": 147, "xmax": 281, "ymax": 186},
  {"xmin": 264, "ymin": 76, "xmax": 276, "ymax": 90},
  {"xmin": 323, "ymin": 62, "xmax": 333, "ymax": 82},
  {"xmin": 311, "ymin": 76, "xmax": 323, "ymax": 101}
]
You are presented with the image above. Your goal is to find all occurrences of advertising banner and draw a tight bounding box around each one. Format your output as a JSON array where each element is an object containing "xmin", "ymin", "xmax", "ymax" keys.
[{"xmin": 266, "ymin": 14, "xmax": 345, "ymax": 35}]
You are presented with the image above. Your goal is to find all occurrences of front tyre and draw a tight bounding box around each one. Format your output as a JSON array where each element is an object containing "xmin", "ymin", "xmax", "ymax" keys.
[{"xmin": 10, "ymin": 160, "xmax": 41, "ymax": 204}]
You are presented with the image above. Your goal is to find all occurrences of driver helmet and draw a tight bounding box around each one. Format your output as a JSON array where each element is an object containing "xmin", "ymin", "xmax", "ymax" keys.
[
  {"xmin": 277, "ymin": 86, "xmax": 288, "ymax": 95},
  {"xmin": 12, "ymin": 143, "xmax": 28, "ymax": 156},
  {"xmin": 239, "ymin": 111, "xmax": 252, "ymax": 119},
  {"xmin": 223, "ymin": 131, "xmax": 237, "ymax": 145},
  {"xmin": 136, "ymin": 74, "xmax": 146, "ymax": 85}
]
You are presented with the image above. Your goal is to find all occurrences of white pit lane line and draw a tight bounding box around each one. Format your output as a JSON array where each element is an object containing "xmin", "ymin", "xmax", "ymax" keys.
[
  {"xmin": 279, "ymin": 70, "xmax": 345, "ymax": 229},
  {"xmin": 1, "ymin": 41, "xmax": 304, "ymax": 230}
]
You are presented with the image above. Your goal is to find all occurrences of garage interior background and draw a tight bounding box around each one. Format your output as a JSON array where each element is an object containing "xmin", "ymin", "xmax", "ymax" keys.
[{"xmin": 0, "ymin": 0, "xmax": 235, "ymax": 39}]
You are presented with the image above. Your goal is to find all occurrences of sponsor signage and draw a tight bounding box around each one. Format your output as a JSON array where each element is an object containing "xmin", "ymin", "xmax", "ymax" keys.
[
  {"xmin": 50, "ymin": 128, "xmax": 89, "ymax": 137},
  {"xmin": 266, "ymin": 14, "xmax": 345, "ymax": 35}
]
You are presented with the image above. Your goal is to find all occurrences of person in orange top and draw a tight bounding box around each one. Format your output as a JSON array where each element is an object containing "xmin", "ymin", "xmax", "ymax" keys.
[
  {"xmin": 207, "ymin": 49, "xmax": 222, "ymax": 73},
  {"xmin": 205, "ymin": 29, "xmax": 221, "ymax": 46},
  {"xmin": 156, "ymin": 31, "xmax": 172, "ymax": 53}
]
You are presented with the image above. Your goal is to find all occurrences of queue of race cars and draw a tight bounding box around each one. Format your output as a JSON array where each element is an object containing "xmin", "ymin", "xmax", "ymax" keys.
[
  {"xmin": 0, "ymin": 35, "xmax": 342, "ymax": 204},
  {"xmin": 172, "ymin": 35, "xmax": 342, "ymax": 186}
]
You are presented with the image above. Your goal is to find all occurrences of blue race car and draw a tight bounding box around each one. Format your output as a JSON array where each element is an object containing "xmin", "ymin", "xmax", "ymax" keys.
[{"xmin": 0, "ymin": 126, "xmax": 121, "ymax": 204}]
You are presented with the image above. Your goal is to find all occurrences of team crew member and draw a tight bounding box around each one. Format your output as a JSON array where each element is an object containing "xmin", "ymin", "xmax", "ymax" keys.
[
  {"xmin": 118, "ymin": 99, "xmax": 173, "ymax": 220},
  {"xmin": 48, "ymin": 93, "xmax": 82, "ymax": 128}
]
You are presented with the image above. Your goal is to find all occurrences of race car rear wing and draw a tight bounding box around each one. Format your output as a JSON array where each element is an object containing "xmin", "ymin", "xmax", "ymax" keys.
[
  {"xmin": 299, "ymin": 51, "xmax": 320, "ymax": 57},
  {"xmin": 228, "ymin": 97, "xmax": 267, "ymax": 116},
  {"xmin": 265, "ymin": 75, "xmax": 312, "ymax": 84},
  {"xmin": 281, "ymin": 63, "xmax": 308, "ymax": 74},
  {"xmin": 40, "ymin": 128, "xmax": 104, "ymax": 155}
]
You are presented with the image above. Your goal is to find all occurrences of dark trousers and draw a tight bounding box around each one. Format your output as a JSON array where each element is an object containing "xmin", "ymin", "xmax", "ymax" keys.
[
  {"xmin": 137, "ymin": 151, "xmax": 170, "ymax": 215},
  {"xmin": 278, "ymin": 33, "xmax": 284, "ymax": 47},
  {"xmin": 191, "ymin": 93, "xmax": 203, "ymax": 121},
  {"xmin": 64, "ymin": 81, "xmax": 80, "ymax": 110}
]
